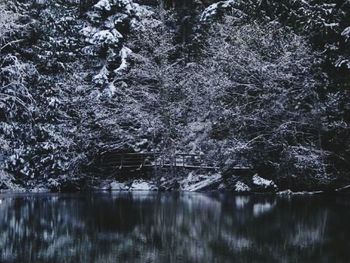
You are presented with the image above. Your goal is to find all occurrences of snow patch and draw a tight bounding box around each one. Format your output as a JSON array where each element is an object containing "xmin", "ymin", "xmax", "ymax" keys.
[
  {"xmin": 252, "ymin": 174, "xmax": 277, "ymax": 189},
  {"xmin": 107, "ymin": 83, "xmax": 116, "ymax": 97},
  {"xmin": 93, "ymin": 66, "xmax": 109, "ymax": 85},
  {"xmin": 342, "ymin": 26, "xmax": 350, "ymax": 40},
  {"xmin": 234, "ymin": 181, "xmax": 251, "ymax": 192},
  {"xmin": 48, "ymin": 178, "xmax": 60, "ymax": 188},
  {"xmin": 278, "ymin": 189, "xmax": 323, "ymax": 196},
  {"xmin": 200, "ymin": 0, "xmax": 236, "ymax": 22},
  {"xmin": 324, "ymin": 22, "xmax": 339, "ymax": 28},
  {"xmin": 118, "ymin": 0, "xmax": 134, "ymax": 15},
  {"xmin": 130, "ymin": 180, "xmax": 157, "ymax": 191},
  {"xmin": 132, "ymin": 3, "xmax": 154, "ymax": 18},
  {"xmin": 80, "ymin": 26, "xmax": 97, "ymax": 38},
  {"xmin": 90, "ymin": 29, "xmax": 122, "ymax": 45},
  {"xmin": 94, "ymin": 0, "xmax": 111, "ymax": 11},
  {"xmin": 115, "ymin": 46, "xmax": 132, "ymax": 73},
  {"xmin": 189, "ymin": 121, "xmax": 205, "ymax": 132},
  {"xmin": 29, "ymin": 186, "xmax": 49, "ymax": 193},
  {"xmin": 277, "ymin": 189, "xmax": 295, "ymax": 196},
  {"xmin": 335, "ymin": 58, "xmax": 350, "ymax": 69}
]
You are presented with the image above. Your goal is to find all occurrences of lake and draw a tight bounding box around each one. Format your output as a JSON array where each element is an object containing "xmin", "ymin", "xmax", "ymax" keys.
[{"xmin": 0, "ymin": 192, "xmax": 349, "ymax": 263}]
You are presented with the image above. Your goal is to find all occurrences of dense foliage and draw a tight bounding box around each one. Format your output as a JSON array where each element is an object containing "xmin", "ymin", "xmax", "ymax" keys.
[{"xmin": 0, "ymin": 0, "xmax": 349, "ymax": 190}]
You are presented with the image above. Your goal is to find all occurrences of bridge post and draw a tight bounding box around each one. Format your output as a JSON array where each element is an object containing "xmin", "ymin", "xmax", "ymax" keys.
[
  {"xmin": 120, "ymin": 154, "xmax": 123, "ymax": 169},
  {"xmin": 141, "ymin": 154, "xmax": 144, "ymax": 169},
  {"xmin": 170, "ymin": 154, "xmax": 174, "ymax": 177},
  {"xmin": 153, "ymin": 153, "xmax": 158, "ymax": 177}
]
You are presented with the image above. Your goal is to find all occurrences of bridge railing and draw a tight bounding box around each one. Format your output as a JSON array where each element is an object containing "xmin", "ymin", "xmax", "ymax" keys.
[{"xmin": 100, "ymin": 152, "xmax": 220, "ymax": 170}]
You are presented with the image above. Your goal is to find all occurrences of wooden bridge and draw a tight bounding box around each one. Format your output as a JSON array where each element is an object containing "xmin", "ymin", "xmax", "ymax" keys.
[{"xmin": 100, "ymin": 152, "xmax": 221, "ymax": 171}]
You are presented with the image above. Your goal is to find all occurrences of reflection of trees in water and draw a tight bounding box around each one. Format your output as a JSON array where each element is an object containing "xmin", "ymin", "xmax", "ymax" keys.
[{"xmin": 0, "ymin": 194, "xmax": 347, "ymax": 263}]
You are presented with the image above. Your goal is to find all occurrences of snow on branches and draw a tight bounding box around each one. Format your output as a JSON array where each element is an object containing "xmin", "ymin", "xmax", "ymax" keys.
[{"xmin": 81, "ymin": 0, "xmax": 155, "ymax": 90}]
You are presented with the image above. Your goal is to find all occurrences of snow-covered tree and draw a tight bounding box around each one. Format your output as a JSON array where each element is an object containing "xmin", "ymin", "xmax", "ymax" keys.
[{"xmin": 1, "ymin": 0, "xmax": 349, "ymax": 190}]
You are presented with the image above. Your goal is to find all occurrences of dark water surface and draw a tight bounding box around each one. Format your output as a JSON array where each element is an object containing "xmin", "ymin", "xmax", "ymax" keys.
[{"xmin": 0, "ymin": 192, "xmax": 350, "ymax": 263}]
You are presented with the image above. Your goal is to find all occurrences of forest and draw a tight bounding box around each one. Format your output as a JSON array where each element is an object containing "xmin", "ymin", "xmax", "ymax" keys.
[{"xmin": 0, "ymin": 0, "xmax": 350, "ymax": 192}]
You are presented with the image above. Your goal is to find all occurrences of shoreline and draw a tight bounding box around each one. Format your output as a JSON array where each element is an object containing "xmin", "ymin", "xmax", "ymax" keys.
[
  {"xmin": 2, "ymin": 169, "xmax": 350, "ymax": 195},
  {"xmin": 0, "ymin": 187, "xmax": 346, "ymax": 196}
]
